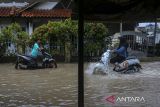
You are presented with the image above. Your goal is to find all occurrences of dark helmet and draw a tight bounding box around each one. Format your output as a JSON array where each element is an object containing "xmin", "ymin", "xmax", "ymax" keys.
[
  {"xmin": 118, "ymin": 36, "xmax": 127, "ymax": 40},
  {"xmin": 118, "ymin": 36, "xmax": 128, "ymax": 47}
]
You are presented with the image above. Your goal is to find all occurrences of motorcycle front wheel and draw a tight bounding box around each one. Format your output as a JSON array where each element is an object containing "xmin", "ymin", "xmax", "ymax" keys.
[{"xmin": 133, "ymin": 65, "xmax": 141, "ymax": 72}]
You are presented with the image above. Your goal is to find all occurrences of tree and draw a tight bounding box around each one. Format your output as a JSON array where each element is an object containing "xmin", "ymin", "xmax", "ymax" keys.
[
  {"xmin": 31, "ymin": 24, "xmax": 49, "ymax": 45},
  {"xmin": 84, "ymin": 23, "xmax": 108, "ymax": 56},
  {"xmin": 58, "ymin": 19, "xmax": 78, "ymax": 62},
  {"xmin": 31, "ymin": 18, "xmax": 78, "ymax": 62},
  {"xmin": 16, "ymin": 31, "xmax": 29, "ymax": 54},
  {"xmin": 30, "ymin": 19, "xmax": 108, "ymax": 62},
  {"xmin": 0, "ymin": 23, "xmax": 29, "ymax": 55},
  {"xmin": 0, "ymin": 33, "xmax": 6, "ymax": 57}
]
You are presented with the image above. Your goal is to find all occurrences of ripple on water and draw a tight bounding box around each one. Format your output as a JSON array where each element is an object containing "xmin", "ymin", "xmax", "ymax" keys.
[
  {"xmin": 0, "ymin": 101, "xmax": 4, "ymax": 104},
  {"xmin": 0, "ymin": 63, "xmax": 76, "ymax": 107},
  {"xmin": 17, "ymin": 105, "xmax": 46, "ymax": 107},
  {"xmin": 59, "ymin": 102, "xmax": 69, "ymax": 106},
  {"xmin": 1, "ymin": 83, "xmax": 7, "ymax": 86},
  {"xmin": 7, "ymin": 103, "xmax": 17, "ymax": 107}
]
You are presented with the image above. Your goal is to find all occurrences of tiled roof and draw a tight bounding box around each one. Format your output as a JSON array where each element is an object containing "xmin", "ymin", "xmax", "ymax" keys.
[
  {"xmin": 0, "ymin": 7, "xmax": 17, "ymax": 17},
  {"xmin": 21, "ymin": 9, "xmax": 72, "ymax": 18},
  {"xmin": 0, "ymin": 7, "xmax": 71, "ymax": 18}
]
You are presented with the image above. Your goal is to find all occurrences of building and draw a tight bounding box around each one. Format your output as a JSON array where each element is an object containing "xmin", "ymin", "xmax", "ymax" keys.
[
  {"xmin": 0, "ymin": 0, "xmax": 72, "ymax": 55},
  {"xmin": 0, "ymin": 0, "xmax": 72, "ymax": 35},
  {"xmin": 105, "ymin": 22, "xmax": 136, "ymax": 36},
  {"xmin": 136, "ymin": 23, "xmax": 160, "ymax": 45}
]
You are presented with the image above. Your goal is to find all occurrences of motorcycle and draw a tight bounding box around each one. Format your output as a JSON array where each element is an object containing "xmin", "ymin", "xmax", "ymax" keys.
[
  {"xmin": 113, "ymin": 56, "xmax": 142, "ymax": 73},
  {"xmin": 93, "ymin": 49, "xmax": 142, "ymax": 74},
  {"xmin": 93, "ymin": 50, "xmax": 110, "ymax": 75},
  {"xmin": 15, "ymin": 49, "xmax": 57, "ymax": 69}
]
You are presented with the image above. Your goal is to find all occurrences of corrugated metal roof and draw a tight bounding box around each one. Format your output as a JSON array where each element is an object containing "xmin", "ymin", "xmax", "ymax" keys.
[{"xmin": 0, "ymin": 2, "xmax": 28, "ymax": 8}]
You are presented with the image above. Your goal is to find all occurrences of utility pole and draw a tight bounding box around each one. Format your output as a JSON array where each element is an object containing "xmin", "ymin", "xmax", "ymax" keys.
[
  {"xmin": 78, "ymin": 0, "xmax": 84, "ymax": 106},
  {"xmin": 120, "ymin": 21, "xmax": 123, "ymax": 35},
  {"xmin": 154, "ymin": 18, "xmax": 157, "ymax": 56}
]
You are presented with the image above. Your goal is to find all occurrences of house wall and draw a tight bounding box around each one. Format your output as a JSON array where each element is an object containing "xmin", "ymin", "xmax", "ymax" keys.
[
  {"xmin": 0, "ymin": 18, "xmax": 28, "ymax": 32},
  {"xmin": 0, "ymin": 18, "xmax": 12, "ymax": 31}
]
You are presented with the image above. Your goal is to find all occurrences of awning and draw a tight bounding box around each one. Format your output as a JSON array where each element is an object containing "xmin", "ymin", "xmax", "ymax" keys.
[{"xmin": 80, "ymin": 0, "xmax": 160, "ymax": 22}]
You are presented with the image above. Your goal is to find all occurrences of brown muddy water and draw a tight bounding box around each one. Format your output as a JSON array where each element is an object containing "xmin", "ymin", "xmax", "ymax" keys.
[
  {"xmin": 0, "ymin": 62, "xmax": 160, "ymax": 107},
  {"xmin": 0, "ymin": 63, "xmax": 78, "ymax": 107},
  {"xmin": 84, "ymin": 62, "xmax": 160, "ymax": 107}
]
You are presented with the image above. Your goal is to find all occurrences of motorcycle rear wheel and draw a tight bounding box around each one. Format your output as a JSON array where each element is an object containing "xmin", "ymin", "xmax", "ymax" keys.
[{"xmin": 133, "ymin": 65, "xmax": 140, "ymax": 72}]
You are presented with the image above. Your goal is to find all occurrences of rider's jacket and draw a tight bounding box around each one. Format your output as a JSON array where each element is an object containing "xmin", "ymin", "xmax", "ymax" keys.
[
  {"xmin": 31, "ymin": 43, "xmax": 39, "ymax": 58},
  {"xmin": 115, "ymin": 44, "xmax": 128, "ymax": 58}
]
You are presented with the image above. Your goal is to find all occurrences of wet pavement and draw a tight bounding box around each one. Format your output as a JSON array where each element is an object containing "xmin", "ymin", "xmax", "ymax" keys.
[
  {"xmin": 0, "ymin": 63, "xmax": 78, "ymax": 107},
  {"xmin": 84, "ymin": 61, "xmax": 160, "ymax": 107},
  {"xmin": 0, "ymin": 62, "xmax": 160, "ymax": 107}
]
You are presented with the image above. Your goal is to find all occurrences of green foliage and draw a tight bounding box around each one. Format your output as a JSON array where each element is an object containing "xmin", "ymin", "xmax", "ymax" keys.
[
  {"xmin": 0, "ymin": 20, "xmax": 108, "ymax": 59},
  {"xmin": 31, "ymin": 19, "xmax": 108, "ymax": 61},
  {"xmin": 16, "ymin": 31, "xmax": 29, "ymax": 45},
  {"xmin": 84, "ymin": 23, "xmax": 108, "ymax": 55},
  {"xmin": 31, "ymin": 18, "xmax": 78, "ymax": 44},
  {"xmin": 47, "ymin": 18, "xmax": 78, "ymax": 43},
  {"xmin": 0, "ymin": 23, "xmax": 29, "ymax": 55},
  {"xmin": 31, "ymin": 19, "xmax": 78, "ymax": 61},
  {"xmin": 31, "ymin": 24, "xmax": 49, "ymax": 45}
]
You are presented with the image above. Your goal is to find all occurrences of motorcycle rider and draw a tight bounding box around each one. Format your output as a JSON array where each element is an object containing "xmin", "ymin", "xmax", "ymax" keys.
[
  {"xmin": 30, "ymin": 39, "xmax": 43, "ymax": 64},
  {"xmin": 110, "ymin": 36, "xmax": 128, "ymax": 71}
]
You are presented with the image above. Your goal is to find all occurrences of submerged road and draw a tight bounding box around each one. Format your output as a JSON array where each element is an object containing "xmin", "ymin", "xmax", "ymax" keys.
[
  {"xmin": 0, "ymin": 62, "xmax": 160, "ymax": 107},
  {"xmin": 85, "ymin": 61, "xmax": 160, "ymax": 107},
  {"xmin": 0, "ymin": 63, "xmax": 78, "ymax": 107}
]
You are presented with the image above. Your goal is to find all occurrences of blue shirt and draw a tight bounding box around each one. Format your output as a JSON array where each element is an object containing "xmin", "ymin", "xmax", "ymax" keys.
[
  {"xmin": 31, "ymin": 43, "xmax": 39, "ymax": 58},
  {"xmin": 115, "ymin": 46, "xmax": 128, "ymax": 58}
]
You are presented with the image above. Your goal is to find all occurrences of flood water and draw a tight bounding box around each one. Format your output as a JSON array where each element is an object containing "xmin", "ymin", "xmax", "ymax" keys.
[
  {"xmin": 84, "ymin": 62, "xmax": 160, "ymax": 107},
  {"xmin": 0, "ymin": 62, "xmax": 160, "ymax": 107},
  {"xmin": 0, "ymin": 63, "xmax": 78, "ymax": 107}
]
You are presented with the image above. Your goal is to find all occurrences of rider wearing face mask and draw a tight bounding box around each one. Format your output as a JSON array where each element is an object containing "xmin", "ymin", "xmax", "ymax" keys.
[{"xmin": 110, "ymin": 36, "xmax": 128, "ymax": 70}]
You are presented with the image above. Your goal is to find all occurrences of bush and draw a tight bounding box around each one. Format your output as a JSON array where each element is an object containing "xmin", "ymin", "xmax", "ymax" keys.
[
  {"xmin": 0, "ymin": 23, "xmax": 29, "ymax": 55},
  {"xmin": 30, "ymin": 19, "xmax": 109, "ymax": 62},
  {"xmin": 31, "ymin": 18, "xmax": 78, "ymax": 62},
  {"xmin": 84, "ymin": 23, "xmax": 108, "ymax": 56}
]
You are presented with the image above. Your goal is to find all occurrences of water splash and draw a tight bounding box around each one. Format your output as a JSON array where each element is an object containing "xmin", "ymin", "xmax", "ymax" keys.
[
  {"xmin": 85, "ymin": 63, "xmax": 97, "ymax": 75},
  {"xmin": 85, "ymin": 50, "xmax": 110, "ymax": 75},
  {"xmin": 85, "ymin": 62, "xmax": 108, "ymax": 75}
]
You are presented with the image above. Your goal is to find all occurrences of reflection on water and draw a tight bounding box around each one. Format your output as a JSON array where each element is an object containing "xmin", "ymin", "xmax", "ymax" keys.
[
  {"xmin": 85, "ymin": 62, "xmax": 160, "ymax": 107},
  {"xmin": 0, "ymin": 63, "xmax": 77, "ymax": 107}
]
